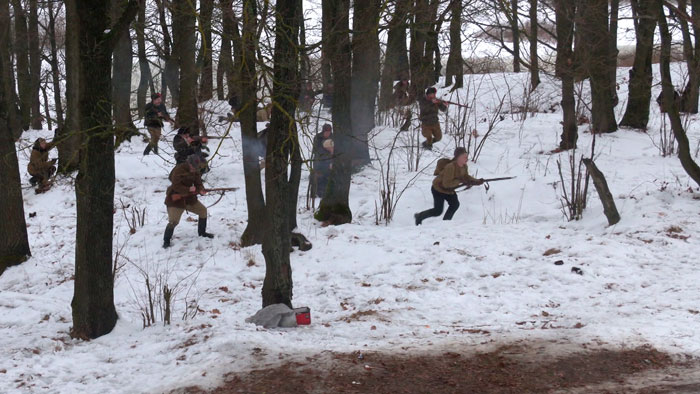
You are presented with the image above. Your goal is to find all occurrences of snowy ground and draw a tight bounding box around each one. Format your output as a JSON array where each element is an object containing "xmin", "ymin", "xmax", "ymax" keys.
[{"xmin": 2, "ymin": 65, "xmax": 700, "ymax": 393}]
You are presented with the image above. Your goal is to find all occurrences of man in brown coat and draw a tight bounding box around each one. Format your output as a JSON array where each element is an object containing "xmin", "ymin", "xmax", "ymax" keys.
[
  {"xmin": 418, "ymin": 87, "xmax": 447, "ymax": 150},
  {"xmin": 143, "ymin": 93, "xmax": 174, "ymax": 155},
  {"xmin": 162, "ymin": 154, "xmax": 213, "ymax": 248},
  {"xmin": 27, "ymin": 138, "xmax": 56, "ymax": 193},
  {"xmin": 414, "ymin": 147, "xmax": 483, "ymax": 225}
]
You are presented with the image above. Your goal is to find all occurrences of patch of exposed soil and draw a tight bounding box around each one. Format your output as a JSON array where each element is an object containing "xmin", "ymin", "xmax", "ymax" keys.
[{"xmin": 178, "ymin": 342, "xmax": 697, "ymax": 394}]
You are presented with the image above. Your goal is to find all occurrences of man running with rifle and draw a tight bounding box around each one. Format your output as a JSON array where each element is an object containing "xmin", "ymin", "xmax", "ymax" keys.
[
  {"xmin": 162, "ymin": 154, "xmax": 214, "ymax": 248},
  {"xmin": 143, "ymin": 93, "xmax": 175, "ymax": 155},
  {"xmin": 418, "ymin": 87, "xmax": 448, "ymax": 150}
]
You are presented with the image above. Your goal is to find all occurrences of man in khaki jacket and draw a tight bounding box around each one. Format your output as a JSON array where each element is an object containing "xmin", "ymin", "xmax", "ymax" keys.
[
  {"xmin": 414, "ymin": 147, "xmax": 483, "ymax": 225},
  {"xmin": 162, "ymin": 155, "xmax": 214, "ymax": 248},
  {"xmin": 27, "ymin": 138, "xmax": 56, "ymax": 193}
]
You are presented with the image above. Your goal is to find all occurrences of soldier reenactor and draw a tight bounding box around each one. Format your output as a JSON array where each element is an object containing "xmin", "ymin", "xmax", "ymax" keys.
[
  {"xmin": 162, "ymin": 154, "xmax": 214, "ymax": 248},
  {"xmin": 393, "ymin": 77, "xmax": 411, "ymax": 108},
  {"xmin": 418, "ymin": 87, "xmax": 448, "ymax": 150},
  {"xmin": 27, "ymin": 138, "xmax": 56, "ymax": 194},
  {"xmin": 311, "ymin": 124, "xmax": 333, "ymax": 198},
  {"xmin": 143, "ymin": 93, "xmax": 175, "ymax": 155},
  {"xmin": 414, "ymin": 147, "xmax": 484, "ymax": 225}
]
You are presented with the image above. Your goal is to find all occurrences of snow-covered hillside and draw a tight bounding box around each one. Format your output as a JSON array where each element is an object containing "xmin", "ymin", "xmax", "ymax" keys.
[{"xmin": 2, "ymin": 66, "xmax": 700, "ymax": 393}]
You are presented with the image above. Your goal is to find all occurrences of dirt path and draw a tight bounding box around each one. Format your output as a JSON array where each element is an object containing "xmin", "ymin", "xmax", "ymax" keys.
[{"xmin": 178, "ymin": 341, "xmax": 698, "ymax": 394}]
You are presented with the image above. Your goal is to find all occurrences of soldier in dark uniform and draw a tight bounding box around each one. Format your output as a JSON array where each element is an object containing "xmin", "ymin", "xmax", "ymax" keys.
[
  {"xmin": 418, "ymin": 87, "xmax": 448, "ymax": 150},
  {"xmin": 173, "ymin": 127, "xmax": 210, "ymax": 173},
  {"xmin": 143, "ymin": 93, "xmax": 174, "ymax": 155}
]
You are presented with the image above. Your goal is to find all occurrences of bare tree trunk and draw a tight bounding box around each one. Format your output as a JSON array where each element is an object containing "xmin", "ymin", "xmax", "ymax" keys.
[
  {"xmin": 350, "ymin": 0, "xmax": 380, "ymax": 166},
  {"xmin": 609, "ymin": 0, "xmax": 619, "ymax": 106},
  {"xmin": 321, "ymin": 0, "xmax": 333, "ymax": 91},
  {"xmin": 157, "ymin": 0, "xmax": 179, "ymax": 105},
  {"xmin": 112, "ymin": 0, "xmax": 137, "ymax": 145},
  {"xmin": 12, "ymin": 0, "xmax": 30, "ymax": 130},
  {"xmin": 297, "ymin": 0, "xmax": 311, "ymax": 83},
  {"xmin": 379, "ymin": 0, "xmax": 410, "ymax": 110},
  {"xmin": 529, "ymin": 0, "xmax": 540, "ymax": 88},
  {"xmin": 136, "ymin": 0, "xmax": 153, "ymax": 118},
  {"xmin": 410, "ymin": 0, "xmax": 429, "ymax": 96},
  {"xmin": 445, "ymin": 0, "xmax": 463, "ymax": 89},
  {"xmin": 59, "ymin": 0, "xmax": 81, "ymax": 173},
  {"xmin": 679, "ymin": 0, "xmax": 699, "ymax": 114},
  {"xmin": 46, "ymin": 0, "xmax": 64, "ymax": 127},
  {"xmin": 198, "ymin": 0, "xmax": 214, "ymax": 101},
  {"xmin": 511, "ymin": 0, "xmax": 521, "ymax": 72},
  {"xmin": 658, "ymin": 1, "xmax": 700, "ymax": 186},
  {"xmin": 239, "ymin": 0, "xmax": 266, "ymax": 246},
  {"xmin": 28, "ymin": 0, "xmax": 41, "ymax": 129},
  {"xmin": 620, "ymin": 0, "xmax": 657, "ymax": 129},
  {"xmin": 555, "ymin": 0, "xmax": 577, "ymax": 150},
  {"xmin": 581, "ymin": 0, "xmax": 617, "ymax": 133},
  {"xmin": 72, "ymin": 0, "xmax": 138, "ymax": 340},
  {"xmin": 218, "ymin": 0, "xmax": 235, "ymax": 100},
  {"xmin": 262, "ymin": 0, "xmax": 300, "ymax": 308},
  {"xmin": 0, "ymin": 0, "xmax": 30, "ymax": 275},
  {"xmin": 317, "ymin": 0, "xmax": 353, "ymax": 225},
  {"xmin": 173, "ymin": 0, "xmax": 198, "ymax": 132}
]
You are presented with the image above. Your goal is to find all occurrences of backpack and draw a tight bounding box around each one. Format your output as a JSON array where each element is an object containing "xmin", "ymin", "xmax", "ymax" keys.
[{"xmin": 434, "ymin": 158, "xmax": 453, "ymax": 176}]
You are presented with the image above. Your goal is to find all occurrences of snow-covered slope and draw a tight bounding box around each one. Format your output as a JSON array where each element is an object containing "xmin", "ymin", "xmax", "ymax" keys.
[{"xmin": 2, "ymin": 66, "xmax": 700, "ymax": 393}]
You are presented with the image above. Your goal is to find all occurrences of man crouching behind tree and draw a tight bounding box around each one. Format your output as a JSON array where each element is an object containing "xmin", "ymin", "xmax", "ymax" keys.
[
  {"xmin": 414, "ymin": 147, "xmax": 484, "ymax": 225},
  {"xmin": 162, "ymin": 154, "xmax": 214, "ymax": 248}
]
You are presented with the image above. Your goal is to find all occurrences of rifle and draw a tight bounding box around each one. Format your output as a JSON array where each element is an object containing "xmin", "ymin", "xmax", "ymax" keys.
[
  {"xmin": 437, "ymin": 99, "xmax": 469, "ymax": 108},
  {"xmin": 204, "ymin": 187, "xmax": 239, "ymax": 193},
  {"xmin": 457, "ymin": 176, "xmax": 515, "ymax": 192}
]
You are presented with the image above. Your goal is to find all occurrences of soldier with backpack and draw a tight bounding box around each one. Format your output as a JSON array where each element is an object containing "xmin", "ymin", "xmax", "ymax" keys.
[{"xmin": 414, "ymin": 147, "xmax": 484, "ymax": 225}]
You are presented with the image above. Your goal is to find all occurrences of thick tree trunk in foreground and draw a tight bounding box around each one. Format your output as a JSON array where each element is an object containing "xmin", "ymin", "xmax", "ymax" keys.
[
  {"xmin": 28, "ymin": 0, "xmax": 42, "ymax": 130},
  {"xmin": 173, "ymin": 0, "xmax": 198, "ymax": 132},
  {"xmin": 136, "ymin": 0, "xmax": 153, "ymax": 118},
  {"xmin": 0, "ymin": 0, "xmax": 30, "ymax": 275},
  {"xmin": 555, "ymin": 0, "xmax": 577, "ymax": 150},
  {"xmin": 608, "ymin": 0, "xmax": 619, "ymax": 106},
  {"xmin": 658, "ymin": 2, "xmax": 700, "ymax": 187},
  {"xmin": 678, "ymin": 0, "xmax": 700, "ymax": 114},
  {"xmin": 620, "ymin": 0, "xmax": 657, "ymax": 129},
  {"xmin": 262, "ymin": 0, "xmax": 300, "ymax": 308},
  {"xmin": 316, "ymin": 0, "xmax": 353, "ymax": 225},
  {"xmin": 47, "ymin": 0, "xmax": 65, "ymax": 127},
  {"xmin": 350, "ymin": 0, "xmax": 380, "ymax": 166},
  {"xmin": 71, "ymin": 0, "xmax": 138, "ymax": 340},
  {"xmin": 12, "ymin": 0, "xmax": 30, "ymax": 130},
  {"xmin": 529, "ymin": 0, "xmax": 540, "ymax": 89},
  {"xmin": 511, "ymin": 0, "xmax": 521, "ymax": 72},
  {"xmin": 239, "ymin": 0, "xmax": 266, "ymax": 246}
]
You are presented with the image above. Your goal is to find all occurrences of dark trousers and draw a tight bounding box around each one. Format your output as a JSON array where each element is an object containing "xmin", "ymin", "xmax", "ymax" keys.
[{"xmin": 416, "ymin": 187, "xmax": 460, "ymax": 223}]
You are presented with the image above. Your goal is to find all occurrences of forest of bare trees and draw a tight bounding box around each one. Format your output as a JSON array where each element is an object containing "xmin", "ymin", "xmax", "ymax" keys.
[{"xmin": 2, "ymin": 0, "xmax": 700, "ymax": 340}]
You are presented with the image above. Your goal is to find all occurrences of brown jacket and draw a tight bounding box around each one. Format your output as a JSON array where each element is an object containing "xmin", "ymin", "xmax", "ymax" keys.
[
  {"xmin": 432, "ymin": 161, "xmax": 476, "ymax": 195},
  {"xmin": 164, "ymin": 163, "xmax": 204, "ymax": 208},
  {"xmin": 27, "ymin": 141, "xmax": 55, "ymax": 175}
]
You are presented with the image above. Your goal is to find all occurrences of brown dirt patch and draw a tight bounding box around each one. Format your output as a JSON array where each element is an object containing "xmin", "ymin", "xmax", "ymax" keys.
[{"xmin": 178, "ymin": 342, "xmax": 692, "ymax": 394}]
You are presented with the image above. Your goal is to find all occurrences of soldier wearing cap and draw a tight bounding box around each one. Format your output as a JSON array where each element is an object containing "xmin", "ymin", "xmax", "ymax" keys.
[{"xmin": 143, "ymin": 93, "xmax": 175, "ymax": 155}]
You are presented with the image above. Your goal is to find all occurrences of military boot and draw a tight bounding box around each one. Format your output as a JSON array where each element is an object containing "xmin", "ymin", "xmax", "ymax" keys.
[
  {"xmin": 143, "ymin": 144, "xmax": 152, "ymax": 156},
  {"xmin": 163, "ymin": 224, "xmax": 175, "ymax": 248},
  {"xmin": 198, "ymin": 218, "xmax": 214, "ymax": 238}
]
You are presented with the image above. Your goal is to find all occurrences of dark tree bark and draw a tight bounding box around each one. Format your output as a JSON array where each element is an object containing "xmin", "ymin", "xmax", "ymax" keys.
[
  {"xmin": 410, "ymin": 0, "xmax": 429, "ymax": 96},
  {"xmin": 580, "ymin": 0, "xmax": 617, "ymax": 133},
  {"xmin": 678, "ymin": 0, "xmax": 699, "ymax": 114},
  {"xmin": 445, "ymin": 0, "xmax": 464, "ymax": 89},
  {"xmin": 262, "ymin": 0, "xmax": 300, "ymax": 308},
  {"xmin": 71, "ymin": 0, "xmax": 138, "ymax": 340},
  {"xmin": 157, "ymin": 0, "xmax": 179, "ymax": 105},
  {"xmin": 555, "ymin": 0, "xmax": 577, "ymax": 150},
  {"xmin": 239, "ymin": 0, "xmax": 266, "ymax": 246},
  {"xmin": 297, "ymin": 0, "xmax": 311, "ymax": 83},
  {"xmin": 379, "ymin": 0, "xmax": 410, "ymax": 110},
  {"xmin": 136, "ymin": 0, "xmax": 153, "ymax": 118},
  {"xmin": 218, "ymin": 0, "xmax": 235, "ymax": 100},
  {"xmin": 12, "ymin": 0, "xmax": 30, "ymax": 130},
  {"xmin": 658, "ymin": 2, "xmax": 700, "ymax": 187},
  {"xmin": 112, "ymin": 0, "xmax": 137, "ymax": 144},
  {"xmin": 620, "ymin": 0, "xmax": 657, "ymax": 129},
  {"xmin": 173, "ymin": 0, "xmax": 198, "ymax": 132},
  {"xmin": 511, "ymin": 0, "xmax": 521, "ymax": 72},
  {"xmin": 198, "ymin": 0, "xmax": 214, "ymax": 101},
  {"xmin": 0, "ymin": 0, "xmax": 30, "ymax": 275},
  {"xmin": 316, "ymin": 0, "xmax": 353, "ymax": 225},
  {"xmin": 28, "ymin": 0, "xmax": 41, "ymax": 130},
  {"xmin": 321, "ymin": 0, "xmax": 332, "ymax": 91},
  {"xmin": 46, "ymin": 0, "xmax": 64, "ymax": 127},
  {"xmin": 350, "ymin": 0, "xmax": 380, "ymax": 166},
  {"xmin": 59, "ymin": 0, "xmax": 81, "ymax": 173},
  {"xmin": 529, "ymin": 0, "xmax": 540, "ymax": 88},
  {"xmin": 582, "ymin": 159, "xmax": 620, "ymax": 226},
  {"xmin": 608, "ymin": 0, "xmax": 619, "ymax": 106}
]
